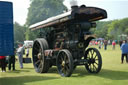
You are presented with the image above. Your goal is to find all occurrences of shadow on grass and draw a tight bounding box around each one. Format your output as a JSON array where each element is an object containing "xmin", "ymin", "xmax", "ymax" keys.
[
  {"xmin": 72, "ymin": 68, "xmax": 128, "ymax": 80},
  {"xmin": 98, "ymin": 69, "xmax": 128, "ymax": 80},
  {"xmin": 6, "ymin": 69, "xmax": 30, "ymax": 73},
  {"xmin": 48, "ymin": 67, "xmax": 58, "ymax": 73},
  {"xmin": 0, "ymin": 76, "xmax": 59, "ymax": 85}
]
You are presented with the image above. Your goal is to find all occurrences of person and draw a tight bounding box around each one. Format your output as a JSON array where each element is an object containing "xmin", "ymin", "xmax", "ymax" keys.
[
  {"xmin": 104, "ymin": 40, "xmax": 108, "ymax": 50},
  {"xmin": 26, "ymin": 47, "xmax": 29, "ymax": 58},
  {"xmin": 112, "ymin": 40, "xmax": 116, "ymax": 50},
  {"xmin": 17, "ymin": 44, "xmax": 24, "ymax": 69},
  {"xmin": 8, "ymin": 49, "xmax": 16, "ymax": 71},
  {"xmin": 120, "ymin": 40, "xmax": 128, "ymax": 64},
  {"xmin": 98, "ymin": 41, "xmax": 102, "ymax": 49},
  {"xmin": 108, "ymin": 40, "xmax": 111, "ymax": 45},
  {"xmin": 0, "ymin": 56, "xmax": 6, "ymax": 72}
]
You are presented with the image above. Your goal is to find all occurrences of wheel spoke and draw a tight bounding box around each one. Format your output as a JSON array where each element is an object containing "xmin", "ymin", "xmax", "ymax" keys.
[
  {"xmin": 94, "ymin": 54, "xmax": 97, "ymax": 59},
  {"xmin": 65, "ymin": 60, "xmax": 69, "ymax": 64},
  {"xmin": 89, "ymin": 52, "xmax": 92, "ymax": 58},
  {"xmin": 65, "ymin": 65, "xmax": 69, "ymax": 70},
  {"xmin": 87, "ymin": 53, "xmax": 90, "ymax": 58},
  {"xmin": 89, "ymin": 64, "xmax": 91, "ymax": 70},
  {"xmin": 92, "ymin": 64, "xmax": 97, "ymax": 72},
  {"xmin": 64, "ymin": 55, "xmax": 67, "ymax": 61},
  {"xmin": 64, "ymin": 67, "xmax": 67, "ymax": 75},
  {"xmin": 61, "ymin": 67, "xmax": 66, "ymax": 74},
  {"xmin": 35, "ymin": 60, "xmax": 40, "ymax": 65},
  {"xmin": 38, "ymin": 61, "xmax": 42, "ymax": 69},
  {"xmin": 64, "ymin": 56, "xmax": 69, "ymax": 64},
  {"xmin": 91, "ymin": 50, "xmax": 94, "ymax": 58},
  {"xmin": 94, "ymin": 62, "xmax": 99, "ymax": 65},
  {"xmin": 91, "ymin": 64, "xmax": 94, "ymax": 72},
  {"xmin": 60, "ymin": 56, "xmax": 64, "ymax": 62},
  {"xmin": 65, "ymin": 65, "xmax": 70, "ymax": 74},
  {"xmin": 95, "ymin": 59, "xmax": 99, "ymax": 61}
]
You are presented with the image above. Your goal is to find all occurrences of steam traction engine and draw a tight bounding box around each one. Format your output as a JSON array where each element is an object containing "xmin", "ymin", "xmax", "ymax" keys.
[{"xmin": 29, "ymin": 5, "xmax": 107, "ymax": 77}]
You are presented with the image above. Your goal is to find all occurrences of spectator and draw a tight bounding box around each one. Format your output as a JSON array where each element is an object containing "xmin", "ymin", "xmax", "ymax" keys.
[
  {"xmin": 108, "ymin": 40, "xmax": 111, "ymax": 45},
  {"xmin": 112, "ymin": 40, "xmax": 116, "ymax": 50},
  {"xmin": 17, "ymin": 44, "xmax": 24, "ymax": 69},
  {"xmin": 8, "ymin": 49, "xmax": 16, "ymax": 71},
  {"xmin": 95, "ymin": 41, "xmax": 98, "ymax": 45},
  {"xmin": 0, "ymin": 56, "xmax": 6, "ymax": 72},
  {"xmin": 98, "ymin": 41, "xmax": 102, "ymax": 49},
  {"xmin": 120, "ymin": 40, "xmax": 128, "ymax": 64},
  {"xmin": 104, "ymin": 40, "xmax": 108, "ymax": 50}
]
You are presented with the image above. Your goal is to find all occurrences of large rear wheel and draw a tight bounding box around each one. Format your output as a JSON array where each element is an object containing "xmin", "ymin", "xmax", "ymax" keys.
[{"xmin": 32, "ymin": 38, "xmax": 49, "ymax": 73}]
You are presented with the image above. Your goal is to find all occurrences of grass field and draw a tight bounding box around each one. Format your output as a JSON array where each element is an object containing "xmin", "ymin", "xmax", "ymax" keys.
[{"xmin": 1, "ymin": 45, "xmax": 128, "ymax": 85}]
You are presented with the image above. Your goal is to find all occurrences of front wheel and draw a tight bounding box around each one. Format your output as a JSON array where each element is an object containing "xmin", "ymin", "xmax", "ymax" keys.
[
  {"xmin": 84, "ymin": 48, "xmax": 102, "ymax": 73},
  {"xmin": 56, "ymin": 49, "xmax": 74, "ymax": 77}
]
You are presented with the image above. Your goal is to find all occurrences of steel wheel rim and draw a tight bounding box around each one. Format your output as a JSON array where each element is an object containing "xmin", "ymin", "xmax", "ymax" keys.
[
  {"xmin": 57, "ymin": 50, "xmax": 73, "ymax": 77},
  {"xmin": 58, "ymin": 52, "xmax": 70, "ymax": 76},
  {"xmin": 85, "ymin": 48, "xmax": 102, "ymax": 73},
  {"xmin": 32, "ymin": 40, "xmax": 43, "ymax": 73}
]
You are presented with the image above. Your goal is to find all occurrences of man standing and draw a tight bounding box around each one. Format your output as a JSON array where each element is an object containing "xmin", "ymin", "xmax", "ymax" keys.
[
  {"xmin": 120, "ymin": 40, "xmax": 128, "ymax": 64},
  {"xmin": 8, "ymin": 49, "xmax": 16, "ymax": 71},
  {"xmin": 17, "ymin": 44, "xmax": 24, "ymax": 69},
  {"xmin": 104, "ymin": 40, "xmax": 108, "ymax": 50}
]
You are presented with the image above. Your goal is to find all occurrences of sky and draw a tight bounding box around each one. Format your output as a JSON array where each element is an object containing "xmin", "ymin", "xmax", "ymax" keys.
[{"xmin": 0, "ymin": 0, "xmax": 128, "ymax": 25}]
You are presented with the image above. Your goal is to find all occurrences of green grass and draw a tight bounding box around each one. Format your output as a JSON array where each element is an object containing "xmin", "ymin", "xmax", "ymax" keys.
[{"xmin": 1, "ymin": 45, "xmax": 128, "ymax": 85}]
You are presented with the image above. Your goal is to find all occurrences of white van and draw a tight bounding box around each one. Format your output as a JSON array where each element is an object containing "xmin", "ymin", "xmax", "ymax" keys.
[{"xmin": 24, "ymin": 41, "xmax": 33, "ymax": 48}]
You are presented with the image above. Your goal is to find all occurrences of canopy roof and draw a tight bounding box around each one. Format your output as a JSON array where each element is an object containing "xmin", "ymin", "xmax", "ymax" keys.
[{"xmin": 29, "ymin": 6, "xmax": 107, "ymax": 31}]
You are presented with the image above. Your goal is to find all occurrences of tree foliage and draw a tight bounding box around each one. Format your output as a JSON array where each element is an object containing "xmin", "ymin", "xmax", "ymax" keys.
[
  {"xmin": 26, "ymin": 0, "xmax": 66, "ymax": 26},
  {"xmin": 92, "ymin": 18, "xmax": 128, "ymax": 40},
  {"xmin": 24, "ymin": 0, "xmax": 67, "ymax": 40},
  {"xmin": 14, "ymin": 22, "xmax": 26, "ymax": 43}
]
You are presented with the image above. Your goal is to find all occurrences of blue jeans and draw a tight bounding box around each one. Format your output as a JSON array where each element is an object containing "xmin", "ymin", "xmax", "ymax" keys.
[{"xmin": 17, "ymin": 53, "xmax": 23, "ymax": 68}]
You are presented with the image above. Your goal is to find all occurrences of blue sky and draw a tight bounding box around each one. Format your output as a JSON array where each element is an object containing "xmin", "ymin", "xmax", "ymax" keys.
[{"xmin": 1, "ymin": 0, "xmax": 128, "ymax": 25}]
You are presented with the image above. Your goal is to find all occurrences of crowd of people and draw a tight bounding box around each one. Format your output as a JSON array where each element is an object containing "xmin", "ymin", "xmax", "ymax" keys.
[
  {"xmin": 89, "ymin": 40, "xmax": 117, "ymax": 50},
  {"xmin": 0, "ymin": 43, "xmax": 29, "ymax": 72},
  {"xmin": 90, "ymin": 39, "xmax": 128, "ymax": 64}
]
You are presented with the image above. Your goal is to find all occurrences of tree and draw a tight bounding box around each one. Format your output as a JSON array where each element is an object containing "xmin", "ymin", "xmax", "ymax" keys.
[
  {"xmin": 91, "ymin": 21, "xmax": 112, "ymax": 39},
  {"xmin": 91, "ymin": 18, "xmax": 128, "ymax": 40},
  {"xmin": 14, "ymin": 22, "xmax": 26, "ymax": 43},
  {"xmin": 26, "ymin": 0, "xmax": 67, "ymax": 26},
  {"xmin": 107, "ymin": 18, "xmax": 128, "ymax": 40},
  {"xmin": 25, "ymin": 0, "xmax": 67, "ymax": 40}
]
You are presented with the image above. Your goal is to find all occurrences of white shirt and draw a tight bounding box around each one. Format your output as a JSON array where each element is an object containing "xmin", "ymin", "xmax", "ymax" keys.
[{"xmin": 17, "ymin": 46, "xmax": 24, "ymax": 53}]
